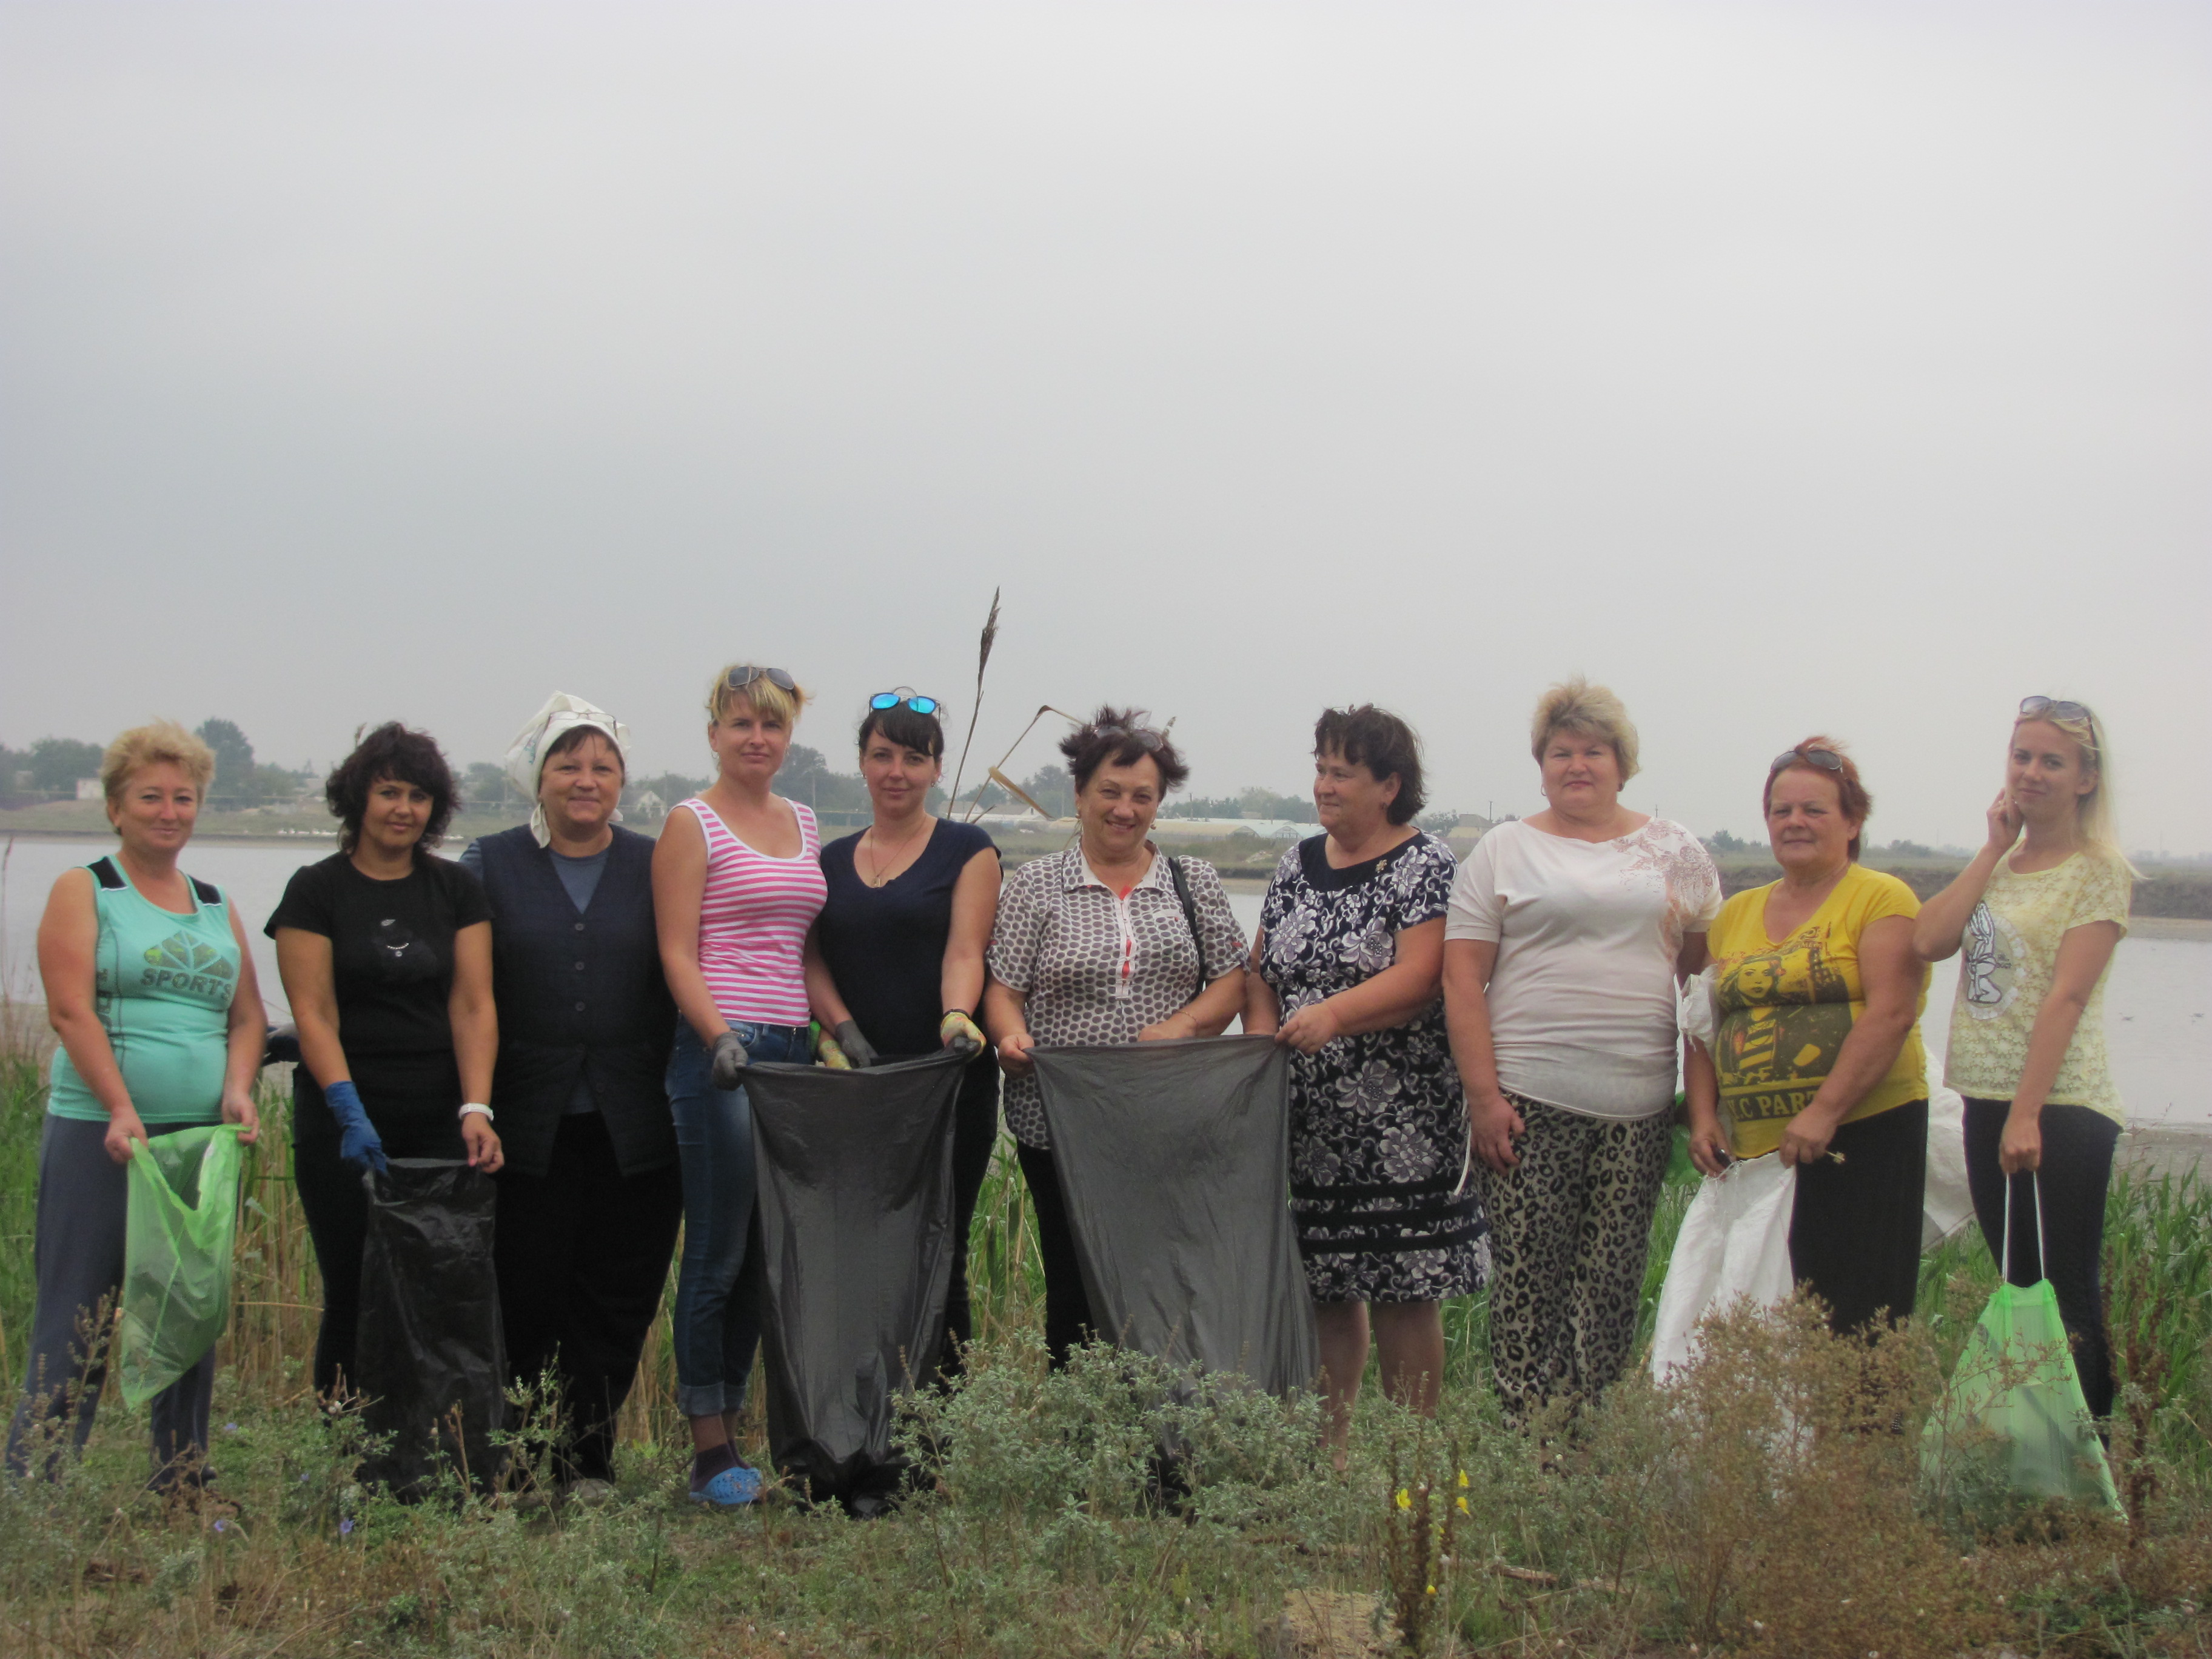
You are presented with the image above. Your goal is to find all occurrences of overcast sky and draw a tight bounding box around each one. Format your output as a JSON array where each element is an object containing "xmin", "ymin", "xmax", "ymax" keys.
[{"xmin": 3, "ymin": 2, "xmax": 2206, "ymax": 850}]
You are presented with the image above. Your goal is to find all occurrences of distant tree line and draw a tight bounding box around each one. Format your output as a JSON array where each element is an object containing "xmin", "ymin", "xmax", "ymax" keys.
[
  {"xmin": 0, "ymin": 720, "xmax": 313, "ymax": 808},
  {"xmin": 3, "ymin": 724, "xmax": 1464, "ymax": 840}
]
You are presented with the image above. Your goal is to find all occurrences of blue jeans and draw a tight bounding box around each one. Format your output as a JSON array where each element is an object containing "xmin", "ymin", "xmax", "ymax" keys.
[{"xmin": 666, "ymin": 1017, "xmax": 811, "ymax": 1419}]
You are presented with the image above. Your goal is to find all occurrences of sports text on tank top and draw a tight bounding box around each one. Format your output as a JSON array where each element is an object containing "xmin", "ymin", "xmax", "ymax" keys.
[
  {"xmin": 47, "ymin": 856, "xmax": 240, "ymax": 1124},
  {"xmin": 682, "ymin": 796, "xmax": 826, "ymax": 1027}
]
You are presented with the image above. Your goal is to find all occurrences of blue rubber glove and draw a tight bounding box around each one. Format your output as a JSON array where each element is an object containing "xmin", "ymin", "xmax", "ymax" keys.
[{"xmin": 322, "ymin": 1079, "xmax": 388, "ymax": 1174}]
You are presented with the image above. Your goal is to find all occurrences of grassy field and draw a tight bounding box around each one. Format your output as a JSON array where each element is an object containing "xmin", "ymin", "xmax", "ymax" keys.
[{"xmin": 0, "ymin": 1025, "xmax": 2208, "ymax": 1656}]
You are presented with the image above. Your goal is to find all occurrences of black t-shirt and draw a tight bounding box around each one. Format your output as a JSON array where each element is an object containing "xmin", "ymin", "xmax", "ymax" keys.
[
  {"xmin": 816, "ymin": 819, "xmax": 997, "ymax": 1056},
  {"xmin": 266, "ymin": 852, "xmax": 493, "ymax": 1065}
]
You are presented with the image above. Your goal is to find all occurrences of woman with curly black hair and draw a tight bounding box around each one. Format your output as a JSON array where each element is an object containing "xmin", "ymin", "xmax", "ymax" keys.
[{"xmin": 268, "ymin": 722, "xmax": 501, "ymax": 1396}]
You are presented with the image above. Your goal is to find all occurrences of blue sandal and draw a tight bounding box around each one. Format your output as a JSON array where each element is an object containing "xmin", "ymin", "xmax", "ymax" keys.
[{"xmin": 689, "ymin": 1461, "xmax": 763, "ymax": 1507}]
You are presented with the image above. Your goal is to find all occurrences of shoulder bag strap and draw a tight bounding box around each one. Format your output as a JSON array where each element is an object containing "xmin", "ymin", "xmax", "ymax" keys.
[{"xmin": 1166, "ymin": 856, "xmax": 1208, "ymax": 980}]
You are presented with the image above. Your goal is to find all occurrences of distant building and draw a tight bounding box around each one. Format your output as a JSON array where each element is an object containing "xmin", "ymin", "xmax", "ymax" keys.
[
  {"xmin": 75, "ymin": 778, "xmax": 101, "ymax": 801},
  {"xmin": 632, "ymin": 789, "xmax": 666, "ymax": 820}
]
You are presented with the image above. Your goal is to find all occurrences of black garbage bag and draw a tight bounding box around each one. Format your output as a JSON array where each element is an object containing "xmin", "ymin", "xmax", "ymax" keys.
[
  {"xmin": 355, "ymin": 1159, "xmax": 508, "ymax": 1498},
  {"xmin": 745, "ymin": 1049, "xmax": 967, "ymax": 1510},
  {"xmin": 1032, "ymin": 1034, "xmax": 1318, "ymax": 1395}
]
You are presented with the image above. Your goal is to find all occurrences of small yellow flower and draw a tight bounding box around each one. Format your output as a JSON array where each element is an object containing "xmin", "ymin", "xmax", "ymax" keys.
[
  {"xmin": 1456, "ymin": 1495, "xmax": 1470, "ymax": 1515},
  {"xmin": 1457, "ymin": 1470, "xmax": 1469, "ymax": 1487},
  {"xmin": 1426, "ymin": 1586, "xmax": 1436, "ymax": 1596},
  {"xmin": 1395, "ymin": 1488, "xmax": 1411, "ymax": 1510}
]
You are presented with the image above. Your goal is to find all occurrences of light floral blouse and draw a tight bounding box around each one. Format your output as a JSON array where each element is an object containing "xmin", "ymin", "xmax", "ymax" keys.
[{"xmin": 987, "ymin": 845, "xmax": 1247, "ymax": 1147}]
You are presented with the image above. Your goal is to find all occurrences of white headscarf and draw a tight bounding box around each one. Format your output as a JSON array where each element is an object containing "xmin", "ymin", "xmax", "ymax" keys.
[{"xmin": 506, "ymin": 692, "xmax": 632, "ymax": 848}]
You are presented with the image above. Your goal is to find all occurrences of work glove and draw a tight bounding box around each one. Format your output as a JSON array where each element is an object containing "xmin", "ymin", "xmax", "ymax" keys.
[
  {"xmin": 710, "ymin": 1030, "xmax": 749, "ymax": 1091},
  {"xmin": 939, "ymin": 1010, "xmax": 987, "ymax": 1057},
  {"xmin": 321, "ymin": 1079, "xmax": 388, "ymax": 1175},
  {"xmin": 834, "ymin": 1021, "xmax": 880, "ymax": 1068}
]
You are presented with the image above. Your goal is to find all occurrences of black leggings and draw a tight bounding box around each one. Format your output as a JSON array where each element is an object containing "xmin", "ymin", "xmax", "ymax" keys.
[
  {"xmin": 937, "ymin": 1059, "xmax": 1002, "ymax": 1376},
  {"xmin": 1963, "ymin": 1098, "xmax": 2119, "ymax": 1419},
  {"xmin": 1015, "ymin": 1141, "xmax": 1094, "ymax": 1367},
  {"xmin": 293, "ymin": 1071, "xmax": 466, "ymax": 1397}
]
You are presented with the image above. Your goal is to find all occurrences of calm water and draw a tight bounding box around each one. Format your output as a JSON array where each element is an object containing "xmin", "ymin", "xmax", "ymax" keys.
[
  {"xmin": 3, "ymin": 836, "xmax": 2204, "ymax": 1127},
  {"xmin": 1219, "ymin": 887, "xmax": 2210, "ymax": 1128}
]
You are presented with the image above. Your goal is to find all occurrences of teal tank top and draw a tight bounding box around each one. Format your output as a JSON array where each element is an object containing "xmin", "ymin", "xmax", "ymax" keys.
[{"xmin": 47, "ymin": 857, "xmax": 241, "ymax": 1125}]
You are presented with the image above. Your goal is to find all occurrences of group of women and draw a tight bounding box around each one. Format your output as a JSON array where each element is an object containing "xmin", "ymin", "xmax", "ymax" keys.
[{"xmin": 9, "ymin": 666, "xmax": 2137, "ymax": 1498}]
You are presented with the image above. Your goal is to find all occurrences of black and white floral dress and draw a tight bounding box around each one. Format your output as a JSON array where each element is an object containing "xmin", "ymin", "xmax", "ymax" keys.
[{"xmin": 1258, "ymin": 833, "xmax": 1486, "ymax": 1304}]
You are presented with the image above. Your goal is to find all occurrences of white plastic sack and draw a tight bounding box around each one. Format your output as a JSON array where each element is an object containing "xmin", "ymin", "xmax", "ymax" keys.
[
  {"xmin": 1651, "ymin": 1153, "xmax": 1796, "ymax": 1383},
  {"xmin": 1923, "ymin": 1067, "xmax": 1974, "ymax": 1253},
  {"xmin": 1675, "ymin": 964, "xmax": 1719, "ymax": 1050}
]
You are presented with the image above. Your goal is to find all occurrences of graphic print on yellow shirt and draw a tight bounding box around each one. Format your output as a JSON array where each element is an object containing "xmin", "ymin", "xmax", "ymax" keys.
[
  {"xmin": 1943, "ymin": 851, "xmax": 2130, "ymax": 1123},
  {"xmin": 1706, "ymin": 865, "xmax": 1927, "ymax": 1159}
]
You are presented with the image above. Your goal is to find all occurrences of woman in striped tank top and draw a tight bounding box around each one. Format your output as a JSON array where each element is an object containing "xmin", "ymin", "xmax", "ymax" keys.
[{"xmin": 652, "ymin": 662, "xmax": 828, "ymax": 1506}]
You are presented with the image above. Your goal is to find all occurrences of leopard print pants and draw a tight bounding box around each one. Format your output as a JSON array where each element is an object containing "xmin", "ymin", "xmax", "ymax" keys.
[{"xmin": 1474, "ymin": 1093, "xmax": 1672, "ymax": 1419}]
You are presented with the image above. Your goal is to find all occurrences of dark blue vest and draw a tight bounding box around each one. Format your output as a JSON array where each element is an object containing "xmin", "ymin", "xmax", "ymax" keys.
[{"xmin": 472, "ymin": 824, "xmax": 676, "ymax": 1178}]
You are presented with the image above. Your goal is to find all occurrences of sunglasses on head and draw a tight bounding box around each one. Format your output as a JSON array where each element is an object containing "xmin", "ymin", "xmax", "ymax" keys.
[
  {"xmin": 1097, "ymin": 725, "xmax": 1165, "ymax": 754},
  {"xmin": 725, "ymin": 666, "xmax": 796, "ymax": 694},
  {"xmin": 1771, "ymin": 746, "xmax": 1844, "ymax": 774},
  {"xmin": 869, "ymin": 689, "xmax": 941, "ymax": 716},
  {"xmin": 2019, "ymin": 695, "xmax": 2093, "ymax": 726}
]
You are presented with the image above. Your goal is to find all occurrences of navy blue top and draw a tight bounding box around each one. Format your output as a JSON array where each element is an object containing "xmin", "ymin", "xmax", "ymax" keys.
[{"xmin": 817, "ymin": 819, "xmax": 997, "ymax": 1057}]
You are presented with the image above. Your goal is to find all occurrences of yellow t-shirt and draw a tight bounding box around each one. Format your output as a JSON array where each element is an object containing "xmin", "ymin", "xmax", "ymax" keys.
[
  {"xmin": 1942, "ymin": 850, "xmax": 2130, "ymax": 1124},
  {"xmin": 1707, "ymin": 864, "xmax": 1930, "ymax": 1158}
]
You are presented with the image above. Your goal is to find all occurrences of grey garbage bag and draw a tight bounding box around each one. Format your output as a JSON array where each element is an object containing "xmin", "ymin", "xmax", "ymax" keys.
[
  {"xmin": 745, "ymin": 1048, "xmax": 967, "ymax": 1509},
  {"xmin": 355, "ymin": 1159, "xmax": 508, "ymax": 1498},
  {"xmin": 1032, "ymin": 1034, "xmax": 1318, "ymax": 1395}
]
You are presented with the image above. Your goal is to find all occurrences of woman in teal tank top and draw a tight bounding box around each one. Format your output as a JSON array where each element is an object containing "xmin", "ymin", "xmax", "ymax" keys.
[{"xmin": 5, "ymin": 722, "xmax": 267, "ymax": 1489}]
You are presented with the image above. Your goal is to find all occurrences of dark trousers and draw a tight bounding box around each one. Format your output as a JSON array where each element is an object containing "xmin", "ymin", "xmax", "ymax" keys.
[
  {"xmin": 1963, "ymin": 1098, "xmax": 2119, "ymax": 1419},
  {"xmin": 1789, "ymin": 1099, "xmax": 1928, "ymax": 1336},
  {"xmin": 494, "ymin": 1112, "xmax": 683, "ymax": 1482},
  {"xmin": 1016, "ymin": 1141, "xmax": 1094, "ymax": 1367},
  {"xmin": 5, "ymin": 1116, "xmax": 217, "ymax": 1484},
  {"xmin": 293, "ymin": 1073, "xmax": 466, "ymax": 1397},
  {"xmin": 936, "ymin": 1059, "xmax": 1001, "ymax": 1376}
]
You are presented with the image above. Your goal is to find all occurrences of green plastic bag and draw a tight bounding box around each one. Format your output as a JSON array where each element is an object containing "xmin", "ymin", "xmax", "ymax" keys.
[
  {"xmin": 119, "ymin": 1125, "xmax": 244, "ymax": 1408},
  {"xmin": 1922, "ymin": 1178, "xmax": 2122, "ymax": 1520}
]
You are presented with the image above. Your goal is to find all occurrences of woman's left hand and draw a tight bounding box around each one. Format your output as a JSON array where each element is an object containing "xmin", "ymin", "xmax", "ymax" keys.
[
  {"xmin": 1137, "ymin": 1012, "xmax": 1197, "ymax": 1042},
  {"xmin": 221, "ymin": 1087, "xmax": 260, "ymax": 1145},
  {"xmin": 1999, "ymin": 1112, "xmax": 2042, "ymax": 1176},
  {"xmin": 940, "ymin": 1010, "xmax": 987, "ymax": 1056},
  {"xmin": 461, "ymin": 1113, "xmax": 504, "ymax": 1173},
  {"xmin": 1777, "ymin": 1107, "xmax": 1840, "ymax": 1168},
  {"xmin": 1275, "ymin": 999, "xmax": 1344, "ymax": 1054}
]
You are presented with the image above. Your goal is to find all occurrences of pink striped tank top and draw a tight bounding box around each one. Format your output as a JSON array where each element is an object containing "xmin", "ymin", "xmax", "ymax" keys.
[{"xmin": 682, "ymin": 797, "xmax": 826, "ymax": 1027}]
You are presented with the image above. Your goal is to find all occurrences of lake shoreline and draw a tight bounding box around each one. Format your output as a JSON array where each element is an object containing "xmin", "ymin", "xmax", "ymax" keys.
[{"xmin": 10, "ymin": 826, "xmax": 2212, "ymax": 922}]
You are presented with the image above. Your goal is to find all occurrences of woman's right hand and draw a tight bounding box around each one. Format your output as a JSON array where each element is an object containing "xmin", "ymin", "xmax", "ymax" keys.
[
  {"xmin": 1467, "ymin": 1092, "xmax": 1525, "ymax": 1171},
  {"xmin": 1984, "ymin": 788, "xmax": 2023, "ymax": 857},
  {"xmin": 103, "ymin": 1105, "xmax": 149, "ymax": 1165},
  {"xmin": 996, "ymin": 1030, "xmax": 1037, "ymax": 1079},
  {"xmin": 709, "ymin": 1030, "xmax": 749, "ymax": 1090},
  {"xmin": 1685, "ymin": 1108, "xmax": 1732, "ymax": 1177}
]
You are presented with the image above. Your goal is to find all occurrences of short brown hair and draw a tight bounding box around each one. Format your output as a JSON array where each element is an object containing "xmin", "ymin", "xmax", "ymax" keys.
[
  {"xmin": 1059, "ymin": 705, "xmax": 1190, "ymax": 794},
  {"xmin": 1763, "ymin": 735, "xmax": 1874, "ymax": 860},
  {"xmin": 1313, "ymin": 705, "xmax": 1426, "ymax": 825},
  {"xmin": 101, "ymin": 722, "xmax": 216, "ymax": 803}
]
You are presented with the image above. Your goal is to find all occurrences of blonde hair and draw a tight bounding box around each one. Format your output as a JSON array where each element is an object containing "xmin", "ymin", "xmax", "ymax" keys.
[
  {"xmin": 2016, "ymin": 700, "xmax": 2133, "ymax": 873},
  {"xmin": 1530, "ymin": 676, "xmax": 1640, "ymax": 783},
  {"xmin": 101, "ymin": 720, "xmax": 216, "ymax": 803},
  {"xmin": 705, "ymin": 662, "xmax": 808, "ymax": 729}
]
